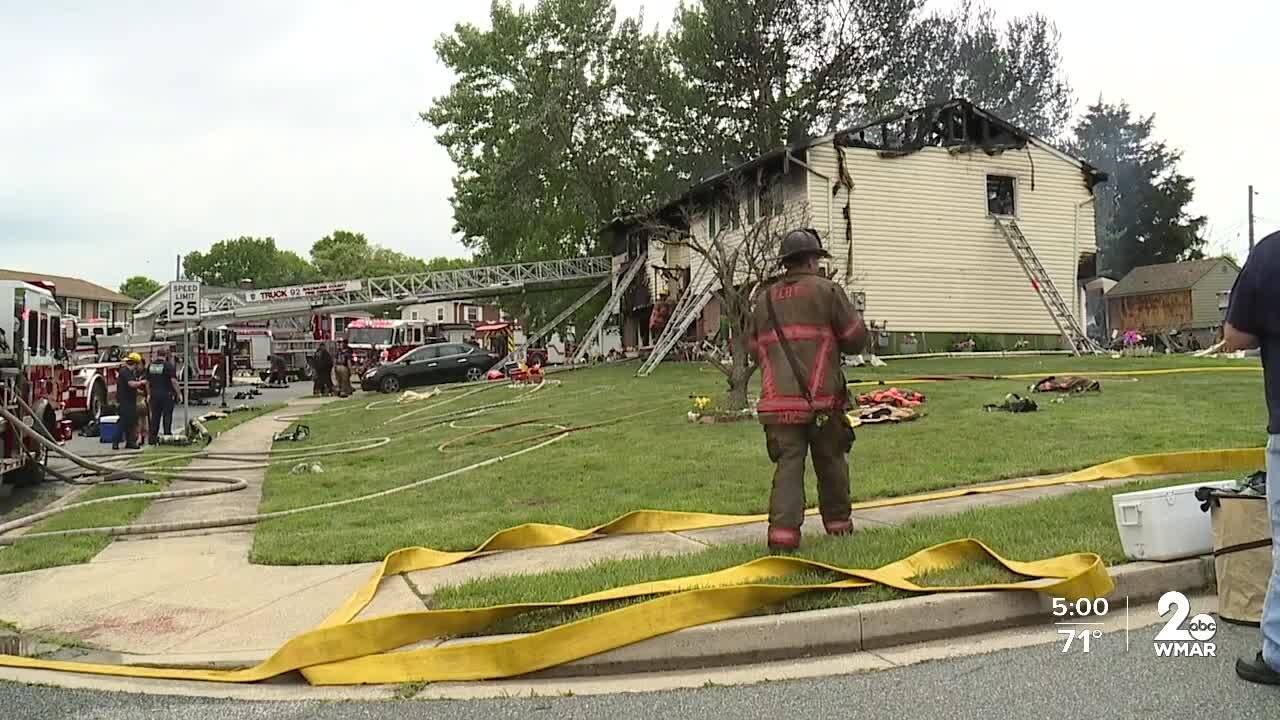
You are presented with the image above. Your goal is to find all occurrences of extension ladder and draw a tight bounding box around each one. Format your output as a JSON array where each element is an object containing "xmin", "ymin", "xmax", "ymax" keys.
[
  {"xmin": 571, "ymin": 254, "xmax": 648, "ymax": 364},
  {"xmin": 636, "ymin": 263, "xmax": 717, "ymax": 377},
  {"xmin": 994, "ymin": 218, "xmax": 1099, "ymax": 355}
]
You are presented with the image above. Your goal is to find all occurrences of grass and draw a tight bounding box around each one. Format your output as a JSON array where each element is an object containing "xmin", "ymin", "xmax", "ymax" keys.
[
  {"xmin": 246, "ymin": 354, "xmax": 1266, "ymax": 566},
  {"xmin": 428, "ymin": 472, "xmax": 1241, "ymax": 635},
  {"xmin": 0, "ymin": 405, "xmax": 283, "ymax": 574}
]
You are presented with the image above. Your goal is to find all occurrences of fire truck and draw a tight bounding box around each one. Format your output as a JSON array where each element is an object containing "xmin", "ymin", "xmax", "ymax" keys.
[
  {"xmin": 1, "ymin": 281, "xmax": 67, "ymax": 486},
  {"xmin": 343, "ymin": 318, "xmax": 438, "ymax": 368},
  {"xmin": 61, "ymin": 337, "xmax": 172, "ymax": 424}
]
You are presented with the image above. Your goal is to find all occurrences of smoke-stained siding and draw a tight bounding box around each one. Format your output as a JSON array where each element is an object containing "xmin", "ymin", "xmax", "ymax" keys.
[{"xmin": 804, "ymin": 141, "xmax": 1098, "ymax": 336}]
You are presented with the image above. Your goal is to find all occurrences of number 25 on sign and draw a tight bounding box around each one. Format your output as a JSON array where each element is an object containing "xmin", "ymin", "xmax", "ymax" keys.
[{"xmin": 169, "ymin": 282, "xmax": 202, "ymax": 320}]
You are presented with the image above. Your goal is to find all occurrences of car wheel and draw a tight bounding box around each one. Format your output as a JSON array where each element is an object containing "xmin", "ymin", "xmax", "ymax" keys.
[
  {"xmin": 379, "ymin": 375, "xmax": 401, "ymax": 394},
  {"xmin": 465, "ymin": 366, "xmax": 484, "ymax": 382},
  {"xmin": 89, "ymin": 381, "xmax": 108, "ymax": 422}
]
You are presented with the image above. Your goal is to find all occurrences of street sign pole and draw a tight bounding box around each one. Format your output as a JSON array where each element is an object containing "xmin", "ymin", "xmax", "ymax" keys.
[
  {"xmin": 183, "ymin": 323, "xmax": 191, "ymax": 432},
  {"xmin": 169, "ymin": 280, "xmax": 202, "ymax": 437}
]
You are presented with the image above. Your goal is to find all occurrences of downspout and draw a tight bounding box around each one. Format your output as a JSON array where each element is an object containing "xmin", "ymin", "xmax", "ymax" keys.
[{"xmin": 1074, "ymin": 195, "xmax": 1096, "ymax": 328}]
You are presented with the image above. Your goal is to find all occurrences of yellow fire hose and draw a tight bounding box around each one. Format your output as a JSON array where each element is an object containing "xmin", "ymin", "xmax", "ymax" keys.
[{"xmin": 0, "ymin": 364, "xmax": 1264, "ymax": 685}]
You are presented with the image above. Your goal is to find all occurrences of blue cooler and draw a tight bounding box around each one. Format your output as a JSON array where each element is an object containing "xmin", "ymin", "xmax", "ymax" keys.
[{"xmin": 99, "ymin": 415, "xmax": 122, "ymax": 445}]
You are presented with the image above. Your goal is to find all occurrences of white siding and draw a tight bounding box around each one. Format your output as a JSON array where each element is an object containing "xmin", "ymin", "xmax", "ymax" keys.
[{"xmin": 805, "ymin": 141, "xmax": 1098, "ymax": 335}]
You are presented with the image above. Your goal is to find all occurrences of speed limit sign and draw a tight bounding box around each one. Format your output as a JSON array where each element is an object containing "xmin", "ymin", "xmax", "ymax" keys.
[{"xmin": 169, "ymin": 281, "xmax": 202, "ymax": 321}]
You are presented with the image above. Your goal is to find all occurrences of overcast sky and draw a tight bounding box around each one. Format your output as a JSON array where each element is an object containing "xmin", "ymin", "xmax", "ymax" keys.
[{"xmin": 1, "ymin": 0, "xmax": 1276, "ymax": 291}]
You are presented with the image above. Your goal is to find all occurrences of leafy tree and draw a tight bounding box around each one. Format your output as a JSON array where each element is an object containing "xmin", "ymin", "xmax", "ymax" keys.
[
  {"xmin": 425, "ymin": 256, "xmax": 474, "ymax": 272},
  {"xmin": 118, "ymin": 275, "xmax": 162, "ymax": 301},
  {"xmin": 310, "ymin": 230, "xmax": 430, "ymax": 280},
  {"xmin": 896, "ymin": 2, "xmax": 1073, "ymax": 138},
  {"xmin": 426, "ymin": 0, "xmax": 660, "ymax": 328},
  {"xmin": 182, "ymin": 237, "xmax": 315, "ymax": 288},
  {"xmin": 1070, "ymin": 101, "xmax": 1206, "ymax": 276}
]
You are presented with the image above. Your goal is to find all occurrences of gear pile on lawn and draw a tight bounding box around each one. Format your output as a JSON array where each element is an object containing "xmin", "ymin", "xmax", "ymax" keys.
[
  {"xmin": 1030, "ymin": 375, "xmax": 1101, "ymax": 394},
  {"xmin": 850, "ymin": 387, "xmax": 926, "ymax": 427}
]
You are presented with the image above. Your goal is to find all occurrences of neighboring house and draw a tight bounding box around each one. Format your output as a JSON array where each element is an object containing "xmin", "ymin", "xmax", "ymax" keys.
[
  {"xmin": 602, "ymin": 98, "xmax": 1107, "ymax": 353},
  {"xmin": 1105, "ymin": 257, "xmax": 1240, "ymax": 346},
  {"xmin": 400, "ymin": 300, "xmax": 503, "ymax": 326},
  {"xmin": 0, "ymin": 267, "xmax": 136, "ymax": 325}
]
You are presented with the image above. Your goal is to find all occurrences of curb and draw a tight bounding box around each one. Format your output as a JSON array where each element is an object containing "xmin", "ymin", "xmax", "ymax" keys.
[
  {"xmin": 113, "ymin": 557, "xmax": 1214, "ymax": 679},
  {"xmin": 455, "ymin": 556, "xmax": 1215, "ymax": 679}
]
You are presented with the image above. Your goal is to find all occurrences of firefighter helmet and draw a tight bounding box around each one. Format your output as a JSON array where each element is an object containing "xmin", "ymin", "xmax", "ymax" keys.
[
  {"xmin": 126, "ymin": 352, "xmax": 143, "ymax": 363},
  {"xmin": 778, "ymin": 228, "xmax": 831, "ymax": 263}
]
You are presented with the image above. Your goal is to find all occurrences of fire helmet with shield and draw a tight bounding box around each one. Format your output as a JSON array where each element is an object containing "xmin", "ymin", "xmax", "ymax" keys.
[{"xmin": 777, "ymin": 228, "xmax": 831, "ymax": 264}]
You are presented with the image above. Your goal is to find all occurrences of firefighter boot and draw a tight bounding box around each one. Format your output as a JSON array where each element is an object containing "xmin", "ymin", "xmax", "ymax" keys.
[
  {"xmin": 767, "ymin": 526, "xmax": 801, "ymax": 553},
  {"xmin": 823, "ymin": 519, "xmax": 854, "ymax": 536}
]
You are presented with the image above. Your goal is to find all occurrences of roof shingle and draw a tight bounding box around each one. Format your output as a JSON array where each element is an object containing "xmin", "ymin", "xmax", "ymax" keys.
[
  {"xmin": 0, "ymin": 268, "xmax": 136, "ymax": 305},
  {"xmin": 1107, "ymin": 258, "xmax": 1238, "ymax": 299}
]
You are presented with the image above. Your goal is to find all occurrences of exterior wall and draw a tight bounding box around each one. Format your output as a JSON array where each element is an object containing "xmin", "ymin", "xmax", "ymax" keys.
[
  {"xmin": 1189, "ymin": 260, "xmax": 1239, "ymax": 328},
  {"xmin": 805, "ymin": 141, "xmax": 1098, "ymax": 336},
  {"xmin": 1108, "ymin": 290, "xmax": 1193, "ymax": 332},
  {"xmin": 400, "ymin": 301, "xmax": 494, "ymax": 324},
  {"xmin": 59, "ymin": 296, "xmax": 134, "ymax": 324}
]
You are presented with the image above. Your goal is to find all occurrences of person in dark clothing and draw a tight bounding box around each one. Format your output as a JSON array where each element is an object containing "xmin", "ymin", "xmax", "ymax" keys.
[
  {"xmin": 114, "ymin": 353, "xmax": 146, "ymax": 450},
  {"xmin": 269, "ymin": 353, "xmax": 288, "ymax": 386},
  {"xmin": 312, "ymin": 343, "xmax": 334, "ymax": 396},
  {"xmin": 145, "ymin": 347, "xmax": 182, "ymax": 443},
  {"xmin": 1226, "ymin": 231, "xmax": 1280, "ymax": 686}
]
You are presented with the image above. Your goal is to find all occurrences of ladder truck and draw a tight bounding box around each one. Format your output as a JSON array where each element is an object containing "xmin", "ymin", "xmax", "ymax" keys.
[{"xmin": 1, "ymin": 281, "xmax": 67, "ymax": 487}]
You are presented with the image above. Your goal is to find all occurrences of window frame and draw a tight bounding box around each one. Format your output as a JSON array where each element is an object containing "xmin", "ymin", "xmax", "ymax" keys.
[
  {"xmin": 65, "ymin": 297, "xmax": 81, "ymax": 318},
  {"xmin": 464, "ymin": 306, "xmax": 480, "ymax": 323},
  {"xmin": 985, "ymin": 174, "xmax": 1018, "ymax": 218},
  {"xmin": 97, "ymin": 301, "xmax": 113, "ymax": 321}
]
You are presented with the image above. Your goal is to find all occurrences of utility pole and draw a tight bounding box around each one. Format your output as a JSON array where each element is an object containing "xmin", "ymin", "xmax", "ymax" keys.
[{"xmin": 1248, "ymin": 185, "xmax": 1256, "ymax": 253}]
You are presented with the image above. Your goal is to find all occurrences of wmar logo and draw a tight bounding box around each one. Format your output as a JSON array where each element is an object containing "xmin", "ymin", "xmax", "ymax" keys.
[{"xmin": 1153, "ymin": 591, "xmax": 1217, "ymax": 657}]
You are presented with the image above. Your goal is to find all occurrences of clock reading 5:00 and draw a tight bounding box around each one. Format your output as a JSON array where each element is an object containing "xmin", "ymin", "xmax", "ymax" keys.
[{"xmin": 1052, "ymin": 598, "xmax": 1110, "ymax": 617}]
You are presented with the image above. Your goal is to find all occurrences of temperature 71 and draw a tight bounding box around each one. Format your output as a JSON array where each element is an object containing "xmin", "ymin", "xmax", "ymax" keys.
[{"xmin": 1059, "ymin": 628, "xmax": 1102, "ymax": 653}]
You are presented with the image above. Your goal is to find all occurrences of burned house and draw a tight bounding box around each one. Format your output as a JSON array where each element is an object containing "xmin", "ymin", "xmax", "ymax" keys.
[{"xmin": 604, "ymin": 98, "xmax": 1107, "ymax": 354}]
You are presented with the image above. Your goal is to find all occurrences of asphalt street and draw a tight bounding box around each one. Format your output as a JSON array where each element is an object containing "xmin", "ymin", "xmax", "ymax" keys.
[{"xmin": 3, "ymin": 622, "xmax": 1276, "ymax": 720}]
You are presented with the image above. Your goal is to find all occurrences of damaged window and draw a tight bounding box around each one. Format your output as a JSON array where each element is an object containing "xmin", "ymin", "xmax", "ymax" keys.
[
  {"xmin": 986, "ymin": 175, "xmax": 1016, "ymax": 217},
  {"xmin": 758, "ymin": 181, "xmax": 782, "ymax": 219},
  {"xmin": 719, "ymin": 196, "xmax": 740, "ymax": 232}
]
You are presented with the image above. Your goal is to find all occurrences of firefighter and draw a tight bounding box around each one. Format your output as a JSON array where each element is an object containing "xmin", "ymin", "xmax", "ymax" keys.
[
  {"xmin": 146, "ymin": 347, "xmax": 182, "ymax": 443},
  {"xmin": 113, "ymin": 352, "xmax": 147, "ymax": 451},
  {"xmin": 748, "ymin": 229, "xmax": 868, "ymax": 552},
  {"xmin": 333, "ymin": 350, "xmax": 354, "ymax": 398}
]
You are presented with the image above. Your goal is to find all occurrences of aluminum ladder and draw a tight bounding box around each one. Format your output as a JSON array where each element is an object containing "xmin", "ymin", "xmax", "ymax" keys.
[
  {"xmin": 636, "ymin": 263, "xmax": 717, "ymax": 377},
  {"xmin": 994, "ymin": 218, "xmax": 1099, "ymax": 355},
  {"xmin": 571, "ymin": 253, "xmax": 647, "ymax": 364},
  {"xmin": 493, "ymin": 275, "xmax": 612, "ymax": 368}
]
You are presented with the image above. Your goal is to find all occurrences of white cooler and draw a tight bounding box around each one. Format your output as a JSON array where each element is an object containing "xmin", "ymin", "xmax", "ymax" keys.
[{"xmin": 1113, "ymin": 480, "xmax": 1237, "ymax": 561}]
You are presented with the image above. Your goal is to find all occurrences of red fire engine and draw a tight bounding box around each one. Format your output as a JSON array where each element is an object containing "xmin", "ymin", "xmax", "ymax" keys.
[
  {"xmin": 1, "ymin": 281, "xmax": 67, "ymax": 486},
  {"xmin": 343, "ymin": 318, "xmax": 436, "ymax": 367}
]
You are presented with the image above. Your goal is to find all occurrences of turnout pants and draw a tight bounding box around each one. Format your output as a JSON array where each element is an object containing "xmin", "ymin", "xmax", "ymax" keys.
[
  {"xmin": 764, "ymin": 416, "xmax": 854, "ymax": 530},
  {"xmin": 115, "ymin": 407, "xmax": 138, "ymax": 449},
  {"xmin": 149, "ymin": 396, "xmax": 175, "ymax": 441}
]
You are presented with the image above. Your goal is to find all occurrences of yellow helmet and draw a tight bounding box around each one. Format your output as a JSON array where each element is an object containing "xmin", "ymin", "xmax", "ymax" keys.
[{"xmin": 126, "ymin": 352, "xmax": 144, "ymax": 363}]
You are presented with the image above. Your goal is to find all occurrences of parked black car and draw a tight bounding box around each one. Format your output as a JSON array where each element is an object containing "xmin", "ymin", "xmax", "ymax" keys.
[{"xmin": 360, "ymin": 342, "xmax": 501, "ymax": 393}]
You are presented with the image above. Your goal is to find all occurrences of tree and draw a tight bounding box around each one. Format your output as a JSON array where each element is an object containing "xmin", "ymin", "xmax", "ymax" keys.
[
  {"xmin": 426, "ymin": 0, "xmax": 663, "ymax": 328},
  {"xmin": 655, "ymin": 0, "xmax": 922, "ymax": 188},
  {"xmin": 310, "ymin": 230, "xmax": 430, "ymax": 280},
  {"xmin": 644, "ymin": 179, "xmax": 812, "ymax": 410},
  {"xmin": 1070, "ymin": 101, "xmax": 1207, "ymax": 277},
  {"xmin": 896, "ymin": 2, "xmax": 1073, "ymax": 138},
  {"xmin": 182, "ymin": 237, "xmax": 315, "ymax": 288},
  {"xmin": 119, "ymin": 276, "xmax": 162, "ymax": 301}
]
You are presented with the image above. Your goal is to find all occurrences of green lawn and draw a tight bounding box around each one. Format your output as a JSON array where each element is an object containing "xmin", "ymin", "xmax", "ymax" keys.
[
  {"xmin": 248, "ymin": 355, "xmax": 1266, "ymax": 566},
  {"xmin": 0, "ymin": 406, "xmax": 283, "ymax": 574},
  {"xmin": 428, "ymin": 472, "xmax": 1238, "ymax": 636}
]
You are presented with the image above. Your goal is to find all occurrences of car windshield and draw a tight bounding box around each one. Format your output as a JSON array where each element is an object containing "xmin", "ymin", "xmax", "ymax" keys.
[{"xmin": 346, "ymin": 327, "xmax": 393, "ymax": 347}]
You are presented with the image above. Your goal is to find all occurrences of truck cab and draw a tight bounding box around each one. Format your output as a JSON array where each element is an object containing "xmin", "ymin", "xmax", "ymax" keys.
[{"xmin": 0, "ymin": 280, "xmax": 65, "ymax": 486}]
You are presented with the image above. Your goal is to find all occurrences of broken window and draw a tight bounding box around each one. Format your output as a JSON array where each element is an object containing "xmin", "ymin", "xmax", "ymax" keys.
[
  {"xmin": 719, "ymin": 196, "xmax": 740, "ymax": 232},
  {"xmin": 986, "ymin": 175, "xmax": 1016, "ymax": 216},
  {"xmin": 707, "ymin": 205, "xmax": 717, "ymax": 238},
  {"xmin": 759, "ymin": 181, "xmax": 782, "ymax": 218}
]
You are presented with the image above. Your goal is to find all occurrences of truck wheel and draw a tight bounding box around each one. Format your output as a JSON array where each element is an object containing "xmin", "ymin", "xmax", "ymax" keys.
[
  {"xmin": 89, "ymin": 381, "xmax": 108, "ymax": 422},
  {"xmin": 10, "ymin": 447, "xmax": 47, "ymax": 488},
  {"xmin": 379, "ymin": 375, "xmax": 401, "ymax": 394}
]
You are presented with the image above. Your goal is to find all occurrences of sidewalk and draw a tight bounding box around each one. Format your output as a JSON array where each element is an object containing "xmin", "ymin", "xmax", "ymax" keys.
[{"xmin": 1, "ymin": 399, "xmax": 1141, "ymax": 663}]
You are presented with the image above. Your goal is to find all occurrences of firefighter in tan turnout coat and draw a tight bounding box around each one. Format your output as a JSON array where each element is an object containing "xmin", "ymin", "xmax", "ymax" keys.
[{"xmin": 749, "ymin": 229, "xmax": 868, "ymax": 552}]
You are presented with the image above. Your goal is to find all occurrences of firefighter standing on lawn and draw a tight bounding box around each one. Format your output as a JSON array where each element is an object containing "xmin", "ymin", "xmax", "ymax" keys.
[{"xmin": 749, "ymin": 229, "xmax": 868, "ymax": 552}]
